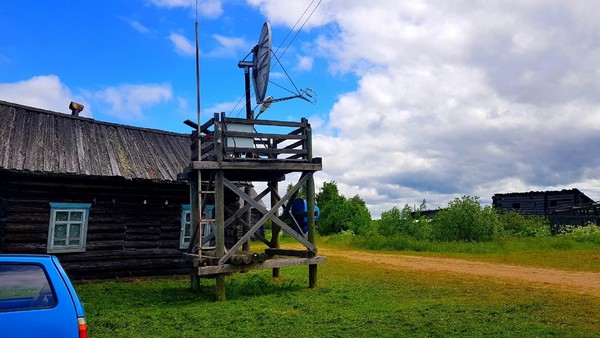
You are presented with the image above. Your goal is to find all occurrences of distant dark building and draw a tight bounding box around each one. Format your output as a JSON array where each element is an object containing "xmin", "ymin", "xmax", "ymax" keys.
[{"xmin": 492, "ymin": 189, "xmax": 595, "ymax": 216}]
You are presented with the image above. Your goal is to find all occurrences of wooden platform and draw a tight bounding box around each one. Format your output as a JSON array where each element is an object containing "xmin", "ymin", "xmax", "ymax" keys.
[
  {"xmin": 193, "ymin": 256, "xmax": 326, "ymax": 277},
  {"xmin": 184, "ymin": 113, "xmax": 323, "ymax": 299}
]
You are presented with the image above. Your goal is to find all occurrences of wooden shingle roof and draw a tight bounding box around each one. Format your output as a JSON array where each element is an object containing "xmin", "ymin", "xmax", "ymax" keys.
[{"xmin": 0, "ymin": 100, "xmax": 190, "ymax": 182}]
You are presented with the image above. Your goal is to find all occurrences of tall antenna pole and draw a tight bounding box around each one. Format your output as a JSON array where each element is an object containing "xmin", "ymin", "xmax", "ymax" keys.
[{"xmin": 195, "ymin": 21, "xmax": 201, "ymax": 127}]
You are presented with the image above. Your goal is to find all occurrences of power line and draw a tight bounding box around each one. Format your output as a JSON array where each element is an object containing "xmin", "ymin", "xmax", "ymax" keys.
[{"xmin": 277, "ymin": 0, "xmax": 322, "ymax": 60}]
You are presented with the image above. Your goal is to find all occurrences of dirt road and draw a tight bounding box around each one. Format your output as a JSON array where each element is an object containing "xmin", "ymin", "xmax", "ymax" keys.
[{"xmin": 322, "ymin": 248, "xmax": 600, "ymax": 296}]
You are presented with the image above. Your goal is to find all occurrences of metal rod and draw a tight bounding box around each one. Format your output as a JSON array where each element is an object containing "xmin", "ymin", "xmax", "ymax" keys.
[{"xmin": 244, "ymin": 67, "xmax": 253, "ymax": 119}]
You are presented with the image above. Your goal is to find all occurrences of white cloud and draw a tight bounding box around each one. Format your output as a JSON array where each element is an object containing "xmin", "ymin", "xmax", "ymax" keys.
[
  {"xmin": 129, "ymin": 20, "xmax": 150, "ymax": 34},
  {"xmin": 169, "ymin": 33, "xmax": 195, "ymax": 56},
  {"xmin": 0, "ymin": 76, "xmax": 174, "ymax": 123},
  {"xmin": 201, "ymin": 100, "xmax": 240, "ymax": 118},
  {"xmin": 247, "ymin": 0, "xmax": 334, "ymax": 28},
  {"xmin": 0, "ymin": 75, "xmax": 90, "ymax": 117},
  {"xmin": 255, "ymin": 0, "xmax": 600, "ymax": 216},
  {"xmin": 205, "ymin": 34, "xmax": 251, "ymax": 58},
  {"xmin": 295, "ymin": 55, "xmax": 313, "ymax": 72},
  {"xmin": 86, "ymin": 83, "xmax": 173, "ymax": 121},
  {"xmin": 149, "ymin": 0, "xmax": 223, "ymax": 18}
]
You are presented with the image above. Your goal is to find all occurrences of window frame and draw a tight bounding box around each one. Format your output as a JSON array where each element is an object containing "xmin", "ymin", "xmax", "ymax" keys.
[
  {"xmin": 180, "ymin": 204, "xmax": 215, "ymax": 250},
  {"xmin": 47, "ymin": 203, "xmax": 91, "ymax": 253},
  {"xmin": 180, "ymin": 204, "xmax": 192, "ymax": 249}
]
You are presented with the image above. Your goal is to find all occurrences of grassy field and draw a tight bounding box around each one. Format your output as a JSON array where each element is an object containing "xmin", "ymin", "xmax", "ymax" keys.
[
  {"xmin": 321, "ymin": 233, "xmax": 600, "ymax": 272},
  {"xmin": 75, "ymin": 240, "xmax": 600, "ymax": 337}
]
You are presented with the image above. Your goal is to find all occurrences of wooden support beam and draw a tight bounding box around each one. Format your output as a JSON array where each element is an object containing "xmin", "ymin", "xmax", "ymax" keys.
[
  {"xmin": 270, "ymin": 181, "xmax": 280, "ymax": 278},
  {"xmin": 192, "ymin": 161, "xmax": 322, "ymax": 171},
  {"xmin": 218, "ymin": 174, "xmax": 316, "ymax": 265},
  {"xmin": 265, "ymin": 248, "xmax": 315, "ymax": 258},
  {"xmin": 306, "ymin": 119, "xmax": 318, "ymax": 288},
  {"xmin": 201, "ymin": 187, "xmax": 271, "ymax": 246},
  {"xmin": 196, "ymin": 257, "xmax": 326, "ymax": 276},
  {"xmin": 214, "ymin": 115, "xmax": 226, "ymax": 301}
]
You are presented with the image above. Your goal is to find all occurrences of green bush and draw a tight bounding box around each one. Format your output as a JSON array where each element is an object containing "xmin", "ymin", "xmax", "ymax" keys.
[
  {"xmin": 497, "ymin": 212, "xmax": 550, "ymax": 237},
  {"xmin": 378, "ymin": 206, "xmax": 403, "ymax": 236},
  {"xmin": 431, "ymin": 195, "xmax": 500, "ymax": 242},
  {"xmin": 377, "ymin": 204, "xmax": 432, "ymax": 239},
  {"xmin": 558, "ymin": 223, "xmax": 600, "ymax": 244}
]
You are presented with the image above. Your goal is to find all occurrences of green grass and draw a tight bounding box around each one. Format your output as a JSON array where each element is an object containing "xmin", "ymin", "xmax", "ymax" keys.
[
  {"xmin": 321, "ymin": 233, "xmax": 600, "ymax": 272},
  {"xmin": 76, "ymin": 252, "xmax": 600, "ymax": 337}
]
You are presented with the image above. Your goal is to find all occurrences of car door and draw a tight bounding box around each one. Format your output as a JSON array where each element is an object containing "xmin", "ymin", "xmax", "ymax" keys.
[{"xmin": 0, "ymin": 260, "xmax": 80, "ymax": 338}]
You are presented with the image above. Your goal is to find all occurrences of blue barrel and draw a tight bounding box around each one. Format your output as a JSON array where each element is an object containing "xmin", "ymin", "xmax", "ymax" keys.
[{"xmin": 290, "ymin": 199, "xmax": 320, "ymax": 234}]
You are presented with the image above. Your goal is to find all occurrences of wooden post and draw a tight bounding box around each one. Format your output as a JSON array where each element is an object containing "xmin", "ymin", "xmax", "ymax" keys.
[
  {"xmin": 190, "ymin": 171, "xmax": 200, "ymax": 290},
  {"xmin": 270, "ymin": 180, "xmax": 280, "ymax": 278},
  {"xmin": 214, "ymin": 115, "xmax": 226, "ymax": 301},
  {"xmin": 243, "ymin": 186, "xmax": 251, "ymax": 252},
  {"xmin": 215, "ymin": 171, "xmax": 226, "ymax": 301},
  {"xmin": 305, "ymin": 119, "xmax": 318, "ymax": 288}
]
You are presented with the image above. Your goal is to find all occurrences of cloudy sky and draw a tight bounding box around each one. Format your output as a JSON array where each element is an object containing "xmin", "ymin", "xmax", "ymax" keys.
[{"xmin": 2, "ymin": 1, "xmax": 600, "ymax": 217}]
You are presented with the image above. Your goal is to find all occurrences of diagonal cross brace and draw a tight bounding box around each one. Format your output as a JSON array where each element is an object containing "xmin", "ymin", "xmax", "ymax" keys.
[
  {"xmin": 219, "ymin": 173, "xmax": 316, "ymax": 265},
  {"xmin": 269, "ymin": 186, "xmax": 306, "ymax": 239},
  {"xmin": 201, "ymin": 187, "xmax": 271, "ymax": 246}
]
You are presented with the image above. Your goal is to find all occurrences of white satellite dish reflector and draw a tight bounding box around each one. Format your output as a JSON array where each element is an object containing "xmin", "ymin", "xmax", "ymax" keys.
[{"xmin": 253, "ymin": 22, "xmax": 271, "ymax": 104}]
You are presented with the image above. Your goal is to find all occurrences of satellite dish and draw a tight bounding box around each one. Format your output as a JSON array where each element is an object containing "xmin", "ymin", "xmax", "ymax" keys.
[
  {"xmin": 252, "ymin": 22, "xmax": 271, "ymax": 104},
  {"xmin": 238, "ymin": 22, "xmax": 314, "ymax": 119}
]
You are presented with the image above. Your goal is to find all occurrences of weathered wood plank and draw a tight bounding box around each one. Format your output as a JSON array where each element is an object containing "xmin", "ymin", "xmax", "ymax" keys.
[
  {"xmin": 223, "ymin": 117, "xmax": 305, "ymax": 128},
  {"xmin": 224, "ymin": 130, "xmax": 305, "ymax": 140},
  {"xmin": 192, "ymin": 161, "xmax": 322, "ymax": 171},
  {"xmin": 265, "ymin": 248, "xmax": 315, "ymax": 258},
  {"xmin": 195, "ymin": 256, "xmax": 326, "ymax": 276}
]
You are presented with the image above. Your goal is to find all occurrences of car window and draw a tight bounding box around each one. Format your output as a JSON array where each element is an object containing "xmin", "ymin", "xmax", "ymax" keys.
[{"xmin": 0, "ymin": 263, "xmax": 57, "ymax": 312}]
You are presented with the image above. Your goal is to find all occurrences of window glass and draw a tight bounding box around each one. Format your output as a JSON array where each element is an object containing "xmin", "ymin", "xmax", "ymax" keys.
[
  {"xmin": 56, "ymin": 211, "xmax": 69, "ymax": 222},
  {"xmin": 55, "ymin": 224, "xmax": 67, "ymax": 238},
  {"xmin": 180, "ymin": 205, "xmax": 192, "ymax": 249},
  {"xmin": 0, "ymin": 264, "xmax": 56, "ymax": 312}
]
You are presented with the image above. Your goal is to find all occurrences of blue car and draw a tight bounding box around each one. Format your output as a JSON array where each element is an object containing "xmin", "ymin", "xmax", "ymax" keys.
[{"xmin": 0, "ymin": 254, "xmax": 88, "ymax": 338}]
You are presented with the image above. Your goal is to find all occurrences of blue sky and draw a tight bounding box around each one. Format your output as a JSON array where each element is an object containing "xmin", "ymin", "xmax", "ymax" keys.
[
  {"xmin": 2, "ymin": 1, "xmax": 600, "ymax": 217},
  {"xmin": 0, "ymin": 1, "xmax": 346, "ymax": 130}
]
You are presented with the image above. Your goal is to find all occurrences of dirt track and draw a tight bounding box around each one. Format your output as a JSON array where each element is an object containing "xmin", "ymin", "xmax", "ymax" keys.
[{"xmin": 322, "ymin": 248, "xmax": 600, "ymax": 296}]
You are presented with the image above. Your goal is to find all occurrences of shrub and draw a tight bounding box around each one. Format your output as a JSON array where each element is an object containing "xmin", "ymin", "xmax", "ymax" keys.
[
  {"xmin": 497, "ymin": 212, "xmax": 550, "ymax": 237},
  {"xmin": 558, "ymin": 223, "xmax": 600, "ymax": 244},
  {"xmin": 402, "ymin": 218, "xmax": 433, "ymax": 240},
  {"xmin": 431, "ymin": 195, "xmax": 500, "ymax": 242},
  {"xmin": 378, "ymin": 206, "xmax": 402, "ymax": 236}
]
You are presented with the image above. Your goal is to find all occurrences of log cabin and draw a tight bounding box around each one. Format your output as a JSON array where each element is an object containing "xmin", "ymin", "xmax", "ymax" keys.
[
  {"xmin": 492, "ymin": 189, "xmax": 595, "ymax": 216},
  {"xmin": 0, "ymin": 100, "xmax": 199, "ymax": 279}
]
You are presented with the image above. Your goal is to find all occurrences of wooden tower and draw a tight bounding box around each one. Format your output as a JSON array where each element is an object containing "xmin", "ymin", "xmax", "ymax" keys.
[{"xmin": 180, "ymin": 112, "xmax": 325, "ymax": 300}]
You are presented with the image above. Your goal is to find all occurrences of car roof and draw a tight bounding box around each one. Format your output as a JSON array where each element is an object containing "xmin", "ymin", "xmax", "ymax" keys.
[{"xmin": 0, "ymin": 254, "xmax": 55, "ymax": 263}]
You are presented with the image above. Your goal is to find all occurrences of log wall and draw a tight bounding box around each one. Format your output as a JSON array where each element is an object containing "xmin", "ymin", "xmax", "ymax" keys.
[
  {"xmin": 0, "ymin": 171, "xmax": 190, "ymax": 279},
  {"xmin": 492, "ymin": 189, "xmax": 593, "ymax": 216}
]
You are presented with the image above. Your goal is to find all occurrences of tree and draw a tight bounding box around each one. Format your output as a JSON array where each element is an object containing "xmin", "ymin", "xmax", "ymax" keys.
[
  {"xmin": 378, "ymin": 206, "xmax": 401, "ymax": 236},
  {"xmin": 315, "ymin": 182, "xmax": 372, "ymax": 235},
  {"xmin": 346, "ymin": 195, "xmax": 372, "ymax": 235},
  {"xmin": 432, "ymin": 195, "xmax": 500, "ymax": 242},
  {"xmin": 316, "ymin": 181, "xmax": 342, "ymax": 207},
  {"xmin": 286, "ymin": 183, "xmax": 307, "ymax": 200}
]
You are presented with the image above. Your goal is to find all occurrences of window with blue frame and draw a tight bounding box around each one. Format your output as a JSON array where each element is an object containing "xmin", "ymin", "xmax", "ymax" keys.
[
  {"xmin": 180, "ymin": 204, "xmax": 214, "ymax": 249},
  {"xmin": 47, "ymin": 203, "xmax": 91, "ymax": 253},
  {"xmin": 180, "ymin": 205, "xmax": 192, "ymax": 249}
]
